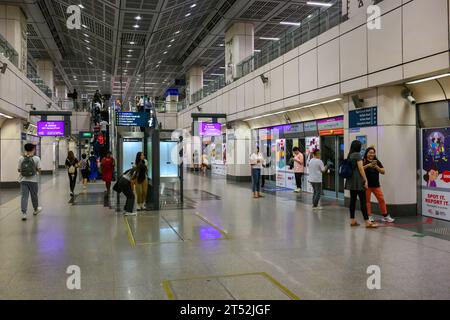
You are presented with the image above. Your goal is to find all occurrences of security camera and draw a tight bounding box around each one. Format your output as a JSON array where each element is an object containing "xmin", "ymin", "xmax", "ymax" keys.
[
  {"xmin": 197, "ymin": 106, "xmax": 203, "ymax": 112},
  {"xmin": 0, "ymin": 62, "xmax": 7, "ymax": 74},
  {"xmin": 260, "ymin": 74, "xmax": 269, "ymax": 84},
  {"xmin": 401, "ymin": 89, "xmax": 416, "ymax": 105},
  {"xmin": 352, "ymin": 95, "xmax": 364, "ymax": 108}
]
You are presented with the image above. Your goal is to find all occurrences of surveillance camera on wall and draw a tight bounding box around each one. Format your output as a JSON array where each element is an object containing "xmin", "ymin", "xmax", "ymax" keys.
[
  {"xmin": 0, "ymin": 62, "xmax": 7, "ymax": 74},
  {"xmin": 352, "ymin": 95, "xmax": 364, "ymax": 108},
  {"xmin": 401, "ymin": 89, "xmax": 416, "ymax": 105},
  {"xmin": 197, "ymin": 106, "xmax": 202, "ymax": 112},
  {"xmin": 260, "ymin": 74, "xmax": 269, "ymax": 84}
]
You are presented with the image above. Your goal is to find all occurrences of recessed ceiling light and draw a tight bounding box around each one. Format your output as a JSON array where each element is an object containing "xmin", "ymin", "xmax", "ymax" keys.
[
  {"xmin": 254, "ymin": 49, "xmax": 261, "ymax": 52},
  {"xmin": 130, "ymin": 41, "xmax": 135, "ymax": 45},
  {"xmin": 128, "ymin": 49, "xmax": 133, "ymax": 52},
  {"xmin": 158, "ymin": 61, "xmax": 162, "ymax": 63},
  {"xmin": 280, "ymin": 21, "xmax": 301, "ymax": 26},
  {"xmin": 174, "ymin": 31, "xmax": 180, "ymax": 34},
  {"xmin": 306, "ymin": 1, "xmax": 333, "ymax": 7},
  {"xmin": 133, "ymin": 24, "xmax": 139, "ymax": 28},
  {"xmin": 135, "ymin": 15, "xmax": 142, "ymax": 20},
  {"xmin": 88, "ymin": 57, "xmax": 92, "ymax": 60},
  {"xmin": 219, "ymin": 44, "xmax": 224, "ymax": 47},
  {"xmin": 127, "ymin": 54, "xmax": 132, "ymax": 57},
  {"xmin": 84, "ymin": 33, "xmax": 89, "ymax": 37},
  {"xmin": 86, "ymin": 47, "xmax": 90, "ymax": 50},
  {"xmin": 219, "ymin": 67, "xmax": 225, "ymax": 69},
  {"xmin": 167, "ymin": 44, "xmax": 172, "ymax": 48},
  {"xmin": 170, "ymin": 39, "xmax": 175, "ymax": 43},
  {"xmin": 163, "ymin": 51, "xmax": 167, "ymax": 54},
  {"xmin": 82, "ymin": 24, "xmax": 88, "ymax": 29},
  {"xmin": 190, "ymin": 4, "xmax": 197, "ymax": 8},
  {"xmin": 185, "ymin": 13, "xmax": 191, "ymax": 17},
  {"xmin": 85, "ymin": 40, "xmax": 90, "ymax": 43},
  {"xmin": 308, "ymin": 14, "xmax": 313, "ymax": 18},
  {"xmin": 126, "ymin": 61, "xmax": 130, "ymax": 64},
  {"xmin": 78, "ymin": 4, "xmax": 84, "ymax": 9}
]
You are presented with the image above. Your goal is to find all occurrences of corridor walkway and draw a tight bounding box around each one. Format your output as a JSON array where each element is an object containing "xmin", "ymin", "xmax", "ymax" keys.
[{"xmin": 0, "ymin": 170, "xmax": 449, "ymax": 300}]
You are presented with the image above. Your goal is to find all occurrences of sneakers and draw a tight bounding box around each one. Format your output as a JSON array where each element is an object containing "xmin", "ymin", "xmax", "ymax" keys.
[
  {"xmin": 312, "ymin": 206, "xmax": 323, "ymax": 210},
  {"xmin": 124, "ymin": 211, "xmax": 137, "ymax": 216},
  {"xmin": 21, "ymin": 213, "xmax": 27, "ymax": 221},
  {"xmin": 382, "ymin": 215, "xmax": 395, "ymax": 223},
  {"xmin": 33, "ymin": 207, "xmax": 42, "ymax": 216},
  {"xmin": 369, "ymin": 216, "xmax": 375, "ymax": 223},
  {"xmin": 294, "ymin": 188, "xmax": 301, "ymax": 193}
]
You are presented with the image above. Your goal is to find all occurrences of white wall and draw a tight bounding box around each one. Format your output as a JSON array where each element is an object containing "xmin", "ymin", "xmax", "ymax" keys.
[{"xmin": 178, "ymin": 0, "xmax": 450, "ymax": 129}]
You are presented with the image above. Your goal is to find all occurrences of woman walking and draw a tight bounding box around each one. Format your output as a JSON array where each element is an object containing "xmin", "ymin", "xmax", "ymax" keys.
[
  {"xmin": 101, "ymin": 151, "xmax": 115, "ymax": 194},
  {"xmin": 134, "ymin": 152, "xmax": 148, "ymax": 210},
  {"xmin": 79, "ymin": 153, "xmax": 90, "ymax": 191},
  {"xmin": 249, "ymin": 146, "xmax": 264, "ymax": 199},
  {"xmin": 363, "ymin": 147, "xmax": 395, "ymax": 223},
  {"xmin": 65, "ymin": 151, "xmax": 79, "ymax": 197},
  {"xmin": 345, "ymin": 140, "xmax": 378, "ymax": 228}
]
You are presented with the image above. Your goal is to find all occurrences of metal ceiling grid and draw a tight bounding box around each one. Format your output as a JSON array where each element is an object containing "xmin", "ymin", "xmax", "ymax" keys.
[{"xmin": 239, "ymin": 1, "xmax": 281, "ymax": 20}]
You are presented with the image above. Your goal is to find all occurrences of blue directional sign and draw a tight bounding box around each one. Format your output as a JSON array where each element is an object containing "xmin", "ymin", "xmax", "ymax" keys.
[
  {"xmin": 349, "ymin": 106, "xmax": 378, "ymax": 128},
  {"xmin": 116, "ymin": 112, "xmax": 151, "ymax": 127}
]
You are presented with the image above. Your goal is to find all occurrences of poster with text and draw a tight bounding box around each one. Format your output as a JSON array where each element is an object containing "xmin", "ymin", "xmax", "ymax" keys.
[
  {"xmin": 305, "ymin": 136, "xmax": 320, "ymax": 171},
  {"xmin": 422, "ymin": 128, "xmax": 450, "ymax": 221}
]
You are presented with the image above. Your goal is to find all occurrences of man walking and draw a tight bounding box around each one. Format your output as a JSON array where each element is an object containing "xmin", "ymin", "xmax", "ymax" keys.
[{"xmin": 18, "ymin": 143, "xmax": 42, "ymax": 221}]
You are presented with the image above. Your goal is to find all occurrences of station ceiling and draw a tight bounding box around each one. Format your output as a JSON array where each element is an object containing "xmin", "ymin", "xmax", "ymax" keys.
[{"xmin": 4, "ymin": 0, "xmax": 334, "ymax": 100}]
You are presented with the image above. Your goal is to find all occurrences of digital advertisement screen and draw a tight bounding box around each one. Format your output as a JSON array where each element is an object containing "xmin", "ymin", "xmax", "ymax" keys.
[
  {"xmin": 37, "ymin": 121, "xmax": 65, "ymax": 136},
  {"xmin": 199, "ymin": 122, "xmax": 221, "ymax": 136}
]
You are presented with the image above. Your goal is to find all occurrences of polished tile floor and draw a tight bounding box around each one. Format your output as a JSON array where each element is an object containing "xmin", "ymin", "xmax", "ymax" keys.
[{"xmin": 0, "ymin": 170, "xmax": 449, "ymax": 300}]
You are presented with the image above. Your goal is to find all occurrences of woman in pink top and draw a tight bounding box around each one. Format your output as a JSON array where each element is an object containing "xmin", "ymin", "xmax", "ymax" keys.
[{"xmin": 293, "ymin": 147, "xmax": 304, "ymax": 193}]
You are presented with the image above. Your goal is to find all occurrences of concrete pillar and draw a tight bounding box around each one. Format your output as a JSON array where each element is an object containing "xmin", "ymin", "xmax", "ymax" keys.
[
  {"xmin": 343, "ymin": 85, "xmax": 417, "ymax": 216},
  {"xmin": 166, "ymin": 94, "xmax": 179, "ymax": 112},
  {"xmin": 35, "ymin": 59, "xmax": 54, "ymax": 94},
  {"xmin": 0, "ymin": 5, "xmax": 27, "ymax": 73},
  {"xmin": 55, "ymin": 85, "xmax": 68, "ymax": 99},
  {"xmin": 40, "ymin": 137, "xmax": 56, "ymax": 174},
  {"xmin": 187, "ymin": 66, "xmax": 203, "ymax": 104},
  {"xmin": 225, "ymin": 22, "xmax": 254, "ymax": 83},
  {"xmin": 58, "ymin": 138, "xmax": 68, "ymax": 168},
  {"xmin": 226, "ymin": 122, "xmax": 252, "ymax": 182},
  {"xmin": 0, "ymin": 119, "xmax": 22, "ymax": 187}
]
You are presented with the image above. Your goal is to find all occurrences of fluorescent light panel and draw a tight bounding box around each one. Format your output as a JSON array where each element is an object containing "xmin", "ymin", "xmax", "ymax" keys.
[
  {"xmin": 280, "ymin": 21, "xmax": 301, "ymax": 26},
  {"xmin": 259, "ymin": 37, "xmax": 280, "ymax": 41},
  {"xmin": 307, "ymin": 1, "xmax": 333, "ymax": 7},
  {"xmin": 0, "ymin": 112, "xmax": 13, "ymax": 119},
  {"xmin": 406, "ymin": 73, "xmax": 450, "ymax": 85}
]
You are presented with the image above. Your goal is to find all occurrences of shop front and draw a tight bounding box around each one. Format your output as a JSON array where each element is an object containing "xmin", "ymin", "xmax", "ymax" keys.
[{"xmin": 253, "ymin": 115, "xmax": 344, "ymax": 198}]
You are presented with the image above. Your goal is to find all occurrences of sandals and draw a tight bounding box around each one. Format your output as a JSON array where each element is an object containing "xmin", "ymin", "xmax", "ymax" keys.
[
  {"xmin": 350, "ymin": 222, "xmax": 360, "ymax": 227},
  {"xmin": 366, "ymin": 223, "xmax": 379, "ymax": 229}
]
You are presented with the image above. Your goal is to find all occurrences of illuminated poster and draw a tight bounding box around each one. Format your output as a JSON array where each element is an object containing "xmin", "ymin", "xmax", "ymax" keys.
[
  {"xmin": 276, "ymin": 139, "xmax": 286, "ymax": 187},
  {"xmin": 422, "ymin": 128, "xmax": 450, "ymax": 221}
]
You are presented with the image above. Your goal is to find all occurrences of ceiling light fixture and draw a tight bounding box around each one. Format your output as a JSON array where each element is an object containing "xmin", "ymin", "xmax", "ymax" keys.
[
  {"xmin": 280, "ymin": 21, "xmax": 301, "ymax": 26},
  {"xmin": 174, "ymin": 31, "xmax": 180, "ymax": 34},
  {"xmin": 84, "ymin": 33, "xmax": 89, "ymax": 37},
  {"xmin": 254, "ymin": 49, "xmax": 261, "ymax": 52},
  {"xmin": 0, "ymin": 112, "xmax": 13, "ymax": 119},
  {"xmin": 82, "ymin": 24, "xmax": 88, "ymax": 29},
  {"xmin": 163, "ymin": 51, "xmax": 167, "ymax": 54},
  {"xmin": 78, "ymin": 4, "xmax": 84, "ymax": 9},
  {"xmin": 211, "ymin": 73, "xmax": 223, "ymax": 76},
  {"xmin": 185, "ymin": 13, "xmax": 191, "ymax": 17},
  {"xmin": 86, "ymin": 47, "xmax": 91, "ymax": 50},
  {"xmin": 190, "ymin": 4, "xmax": 197, "ymax": 8},
  {"xmin": 135, "ymin": 15, "xmax": 142, "ymax": 20},
  {"xmin": 259, "ymin": 37, "xmax": 280, "ymax": 41},
  {"xmin": 84, "ymin": 40, "xmax": 90, "ymax": 43},
  {"xmin": 133, "ymin": 24, "xmax": 139, "ymax": 28},
  {"xmin": 306, "ymin": 1, "xmax": 333, "ymax": 7},
  {"xmin": 167, "ymin": 44, "xmax": 172, "ymax": 48},
  {"xmin": 130, "ymin": 41, "xmax": 135, "ymax": 45},
  {"xmin": 405, "ymin": 73, "xmax": 450, "ymax": 85}
]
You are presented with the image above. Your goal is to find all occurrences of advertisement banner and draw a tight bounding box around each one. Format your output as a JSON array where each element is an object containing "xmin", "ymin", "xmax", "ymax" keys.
[{"xmin": 422, "ymin": 128, "xmax": 450, "ymax": 221}]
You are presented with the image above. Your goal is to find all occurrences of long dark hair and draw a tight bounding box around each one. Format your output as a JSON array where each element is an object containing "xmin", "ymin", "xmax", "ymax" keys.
[
  {"xmin": 363, "ymin": 147, "xmax": 377, "ymax": 164},
  {"xmin": 347, "ymin": 140, "xmax": 362, "ymax": 158},
  {"xmin": 135, "ymin": 152, "xmax": 144, "ymax": 166},
  {"xmin": 67, "ymin": 151, "xmax": 76, "ymax": 163},
  {"xmin": 135, "ymin": 162, "xmax": 147, "ymax": 184}
]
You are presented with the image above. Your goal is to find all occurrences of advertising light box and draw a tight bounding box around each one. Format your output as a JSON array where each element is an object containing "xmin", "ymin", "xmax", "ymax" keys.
[
  {"xmin": 37, "ymin": 121, "xmax": 65, "ymax": 136},
  {"xmin": 199, "ymin": 122, "xmax": 221, "ymax": 136}
]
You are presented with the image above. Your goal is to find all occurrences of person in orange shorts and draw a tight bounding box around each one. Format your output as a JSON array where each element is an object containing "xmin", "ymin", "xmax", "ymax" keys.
[{"xmin": 363, "ymin": 147, "xmax": 395, "ymax": 223}]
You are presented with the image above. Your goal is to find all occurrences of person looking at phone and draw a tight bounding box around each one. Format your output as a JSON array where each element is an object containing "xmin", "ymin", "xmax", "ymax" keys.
[{"xmin": 363, "ymin": 147, "xmax": 395, "ymax": 223}]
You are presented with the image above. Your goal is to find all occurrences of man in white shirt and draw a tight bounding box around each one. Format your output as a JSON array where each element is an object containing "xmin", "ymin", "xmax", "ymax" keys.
[
  {"xmin": 249, "ymin": 146, "xmax": 264, "ymax": 199},
  {"xmin": 308, "ymin": 149, "xmax": 330, "ymax": 210},
  {"xmin": 18, "ymin": 143, "xmax": 42, "ymax": 221}
]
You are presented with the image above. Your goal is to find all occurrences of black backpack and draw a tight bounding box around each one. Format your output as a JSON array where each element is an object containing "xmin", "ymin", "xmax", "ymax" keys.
[{"xmin": 21, "ymin": 156, "xmax": 37, "ymax": 177}]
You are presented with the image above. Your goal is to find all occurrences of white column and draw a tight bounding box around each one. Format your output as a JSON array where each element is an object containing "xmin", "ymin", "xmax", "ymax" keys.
[
  {"xmin": 58, "ymin": 139, "xmax": 68, "ymax": 168},
  {"xmin": 0, "ymin": 118, "xmax": 22, "ymax": 187},
  {"xmin": 55, "ymin": 85, "xmax": 68, "ymax": 99},
  {"xmin": 0, "ymin": 5, "xmax": 27, "ymax": 73},
  {"xmin": 187, "ymin": 66, "xmax": 203, "ymax": 104},
  {"xmin": 225, "ymin": 22, "xmax": 254, "ymax": 83},
  {"xmin": 226, "ymin": 123, "xmax": 252, "ymax": 181},
  {"xmin": 344, "ymin": 85, "xmax": 417, "ymax": 216},
  {"xmin": 165, "ymin": 94, "xmax": 179, "ymax": 112},
  {"xmin": 40, "ymin": 137, "xmax": 56, "ymax": 174},
  {"xmin": 35, "ymin": 59, "xmax": 55, "ymax": 93}
]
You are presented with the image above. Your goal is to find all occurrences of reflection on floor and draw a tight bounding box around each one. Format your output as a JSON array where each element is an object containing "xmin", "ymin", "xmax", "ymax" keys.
[{"xmin": 0, "ymin": 170, "xmax": 449, "ymax": 300}]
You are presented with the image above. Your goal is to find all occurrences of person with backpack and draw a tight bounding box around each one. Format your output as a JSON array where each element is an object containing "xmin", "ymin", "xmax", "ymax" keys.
[
  {"xmin": 343, "ymin": 140, "xmax": 378, "ymax": 228},
  {"xmin": 65, "ymin": 151, "xmax": 79, "ymax": 197},
  {"xmin": 80, "ymin": 153, "xmax": 90, "ymax": 190},
  {"xmin": 308, "ymin": 149, "xmax": 330, "ymax": 210},
  {"xmin": 292, "ymin": 147, "xmax": 305, "ymax": 193},
  {"xmin": 18, "ymin": 143, "xmax": 42, "ymax": 221},
  {"xmin": 101, "ymin": 151, "xmax": 115, "ymax": 194},
  {"xmin": 363, "ymin": 147, "xmax": 395, "ymax": 223}
]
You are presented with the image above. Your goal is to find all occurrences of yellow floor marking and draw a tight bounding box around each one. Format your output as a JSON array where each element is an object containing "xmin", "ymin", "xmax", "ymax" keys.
[
  {"xmin": 123, "ymin": 216, "xmax": 136, "ymax": 247},
  {"xmin": 161, "ymin": 272, "xmax": 300, "ymax": 300}
]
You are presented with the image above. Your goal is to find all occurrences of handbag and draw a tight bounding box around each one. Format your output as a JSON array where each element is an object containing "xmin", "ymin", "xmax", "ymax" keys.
[{"xmin": 112, "ymin": 179, "xmax": 122, "ymax": 193}]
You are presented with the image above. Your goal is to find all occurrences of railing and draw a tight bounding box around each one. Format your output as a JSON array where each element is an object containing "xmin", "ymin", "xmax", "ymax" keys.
[
  {"xmin": 155, "ymin": 101, "xmax": 188, "ymax": 113},
  {"xmin": 236, "ymin": 1, "xmax": 342, "ymax": 80},
  {"xmin": 27, "ymin": 62, "xmax": 53, "ymax": 99},
  {"xmin": 53, "ymin": 98, "xmax": 92, "ymax": 112},
  {"xmin": 0, "ymin": 33, "xmax": 19, "ymax": 67},
  {"xmin": 189, "ymin": 0, "xmax": 343, "ymax": 106}
]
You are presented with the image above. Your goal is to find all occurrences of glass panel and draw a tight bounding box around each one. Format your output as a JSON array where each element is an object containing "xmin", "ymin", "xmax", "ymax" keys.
[{"xmin": 321, "ymin": 136, "xmax": 336, "ymax": 192}]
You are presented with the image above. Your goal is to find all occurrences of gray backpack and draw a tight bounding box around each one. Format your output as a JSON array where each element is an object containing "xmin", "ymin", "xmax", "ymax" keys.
[{"xmin": 21, "ymin": 156, "xmax": 37, "ymax": 177}]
